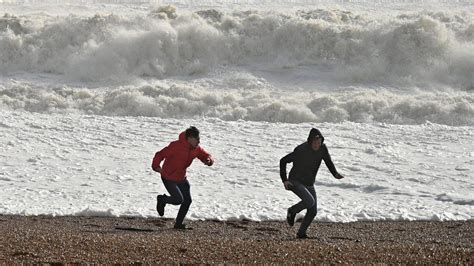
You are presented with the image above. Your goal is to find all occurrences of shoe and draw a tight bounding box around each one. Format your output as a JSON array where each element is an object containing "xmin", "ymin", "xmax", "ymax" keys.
[
  {"xmin": 287, "ymin": 208, "xmax": 296, "ymax": 227},
  {"xmin": 296, "ymin": 232, "xmax": 308, "ymax": 239},
  {"xmin": 173, "ymin": 223, "xmax": 187, "ymax": 230},
  {"xmin": 156, "ymin": 195, "xmax": 165, "ymax": 216}
]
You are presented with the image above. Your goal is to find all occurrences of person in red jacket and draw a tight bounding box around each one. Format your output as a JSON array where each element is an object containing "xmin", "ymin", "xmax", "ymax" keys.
[{"xmin": 152, "ymin": 126, "xmax": 214, "ymax": 229}]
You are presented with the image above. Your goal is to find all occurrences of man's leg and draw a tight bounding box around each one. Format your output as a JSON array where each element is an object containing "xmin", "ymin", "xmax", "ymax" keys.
[
  {"xmin": 162, "ymin": 179, "xmax": 184, "ymax": 205},
  {"xmin": 297, "ymin": 185, "xmax": 317, "ymax": 237},
  {"xmin": 289, "ymin": 181, "xmax": 316, "ymax": 215},
  {"xmin": 175, "ymin": 179, "xmax": 192, "ymax": 226}
]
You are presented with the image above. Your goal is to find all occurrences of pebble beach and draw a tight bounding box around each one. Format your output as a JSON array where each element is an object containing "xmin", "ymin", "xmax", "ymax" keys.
[{"xmin": 0, "ymin": 215, "xmax": 472, "ymax": 264}]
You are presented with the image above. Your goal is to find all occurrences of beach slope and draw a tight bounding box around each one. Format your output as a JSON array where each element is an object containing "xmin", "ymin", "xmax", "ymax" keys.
[{"xmin": 0, "ymin": 215, "xmax": 472, "ymax": 264}]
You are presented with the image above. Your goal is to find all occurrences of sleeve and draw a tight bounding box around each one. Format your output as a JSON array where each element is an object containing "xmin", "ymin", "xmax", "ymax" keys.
[
  {"xmin": 151, "ymin": 145, "xmax": 170, "ymax": 172},
  {"xmin": 322, "ymin": 145, "xmax": 339, "ymax": 177},
  {"xmin": 279, "ymin": 152, "xmax": 295, "ymax": 183},
  {"xmin": 197, "ymin": 147, "xmax": 213, "ymax": 165}
]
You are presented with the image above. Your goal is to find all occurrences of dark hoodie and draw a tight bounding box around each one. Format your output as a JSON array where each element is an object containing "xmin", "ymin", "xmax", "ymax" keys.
[{"xmin": 280, "ymin": 128, "xmax": 338, "ymax": 186}]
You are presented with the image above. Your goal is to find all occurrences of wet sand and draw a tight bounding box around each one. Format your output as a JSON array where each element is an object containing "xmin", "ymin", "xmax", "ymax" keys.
[{"xmin": 0, "ymin": 215, "xmax": 472, "ymax": 264}]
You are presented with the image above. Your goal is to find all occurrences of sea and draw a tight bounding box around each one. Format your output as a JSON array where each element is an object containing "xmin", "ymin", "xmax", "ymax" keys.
[{"xmin": 0, "ymin": 0, "xmax": 473, "ymax": 222}]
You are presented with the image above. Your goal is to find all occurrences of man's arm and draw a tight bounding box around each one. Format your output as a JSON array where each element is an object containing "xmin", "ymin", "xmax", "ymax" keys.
[
  {"xmin": 151, "ymin": 145, "xmax": 170, "ymax": 172},
  {"xmin": 197, "ymin": 147, "xmax": 214, "ymax": 166},
  {"xmin": 280, "ymin": 152, "xmax": 295, "ymax": 183},
  {"xmin": 322, "ymin": 145, "xmax": 343, "ymax": 178}
]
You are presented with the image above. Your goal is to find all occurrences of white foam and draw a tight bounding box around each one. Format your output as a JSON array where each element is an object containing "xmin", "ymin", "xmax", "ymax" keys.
[
  {"xmin": 0, "ymin": 0, "xmax": 473, "ymax": 222},
  {"xmin": 74, "ymin": 208, "xmax": 118, "ymax": 217},
  {"xmin": 0, "ymin": 5, "xmax": 473, "ymax": 89},
  {"xmin": 1, "ymin": 82, "xmax": 472, "ymax": 125},
  {"xmin": 0, "ymin": 111, "xmax": 472, "ymax": 222}
]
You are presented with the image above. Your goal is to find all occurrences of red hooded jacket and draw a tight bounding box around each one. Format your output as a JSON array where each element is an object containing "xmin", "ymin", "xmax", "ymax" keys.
[{"xmin": 152, "ymin": 132, "xmax": 213, "ymax": 182}]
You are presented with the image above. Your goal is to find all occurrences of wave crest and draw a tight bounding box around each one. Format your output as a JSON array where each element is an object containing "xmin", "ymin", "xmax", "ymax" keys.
[{"xmin": 0, "ymin": 8, "xmax": 473, "ymax": 89}]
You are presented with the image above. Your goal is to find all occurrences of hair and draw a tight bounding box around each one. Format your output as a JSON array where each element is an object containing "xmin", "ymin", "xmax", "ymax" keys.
[{"xmin": 185, "ymin": 126, "xmax": 200, "ymax": 139}]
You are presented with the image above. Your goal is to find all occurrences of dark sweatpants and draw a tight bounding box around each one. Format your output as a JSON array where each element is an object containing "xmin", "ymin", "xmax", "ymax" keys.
[
  {"xmin": 288, "ymin": 180, "xmax": 317, "ymax": 235},
  {"xmin": 161, "ymin": 178, "xmax": 192, "ymax": 226}
]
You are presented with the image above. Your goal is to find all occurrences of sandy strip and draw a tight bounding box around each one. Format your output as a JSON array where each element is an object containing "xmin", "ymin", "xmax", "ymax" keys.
[{"xmin": 0, "ymin": 215, "xmax": 472, "ymax": 264}]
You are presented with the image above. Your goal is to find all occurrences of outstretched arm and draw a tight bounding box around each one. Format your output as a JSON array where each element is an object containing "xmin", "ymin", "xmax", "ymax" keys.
[
  {"xmin": 197, "ymin": 147, "xmax": 214, "ymax": 166},
  {"xmin": 322, "ymin": 145, "xmax": 344, "ymax": 179}
]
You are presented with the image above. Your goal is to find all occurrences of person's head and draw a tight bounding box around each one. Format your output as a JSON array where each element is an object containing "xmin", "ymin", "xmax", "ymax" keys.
[
  {"xmin": 311, "ymin": 137, "xmax": 322, "ymax": 151},
  {"xmin": 185, "ymin": 126, "xmax": 200, "ymax": 148},
  {"xmin": 307, "ymin": 128, "xmax": 324, "ymax": 151}
]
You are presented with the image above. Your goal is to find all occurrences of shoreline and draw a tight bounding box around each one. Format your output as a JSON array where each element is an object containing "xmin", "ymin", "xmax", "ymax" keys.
[{"xmin": 0, "ymin": 215, "xmax": 472, "ymax": 264}]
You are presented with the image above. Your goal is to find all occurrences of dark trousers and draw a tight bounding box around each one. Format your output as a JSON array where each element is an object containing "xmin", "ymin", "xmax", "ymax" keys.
[
  {"xmin": 289, "ymin": 180, "xmax": 317, "ymax": 235},
  {"xmin": 162, "ymin": 178, "xmax": 192, "ymax": 226}
]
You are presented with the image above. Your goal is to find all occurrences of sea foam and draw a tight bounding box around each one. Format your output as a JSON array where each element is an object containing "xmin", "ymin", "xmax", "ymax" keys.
[
  {"xmin": 1, "ymin": 8, "xmax": 473, "ymax": 89},
  {"xmin": 1, "ymin": 82, "xmax": 473, "ymax": 125}
]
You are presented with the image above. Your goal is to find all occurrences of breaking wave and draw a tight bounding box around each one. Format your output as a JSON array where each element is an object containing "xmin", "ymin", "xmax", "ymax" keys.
[
  {"xmin": 0, "ymin": 8, "xmax": 473, "ymax": 89},
  {"xmin": 1, "ymin": 82, "xmax": 472, "ymax": 125}
]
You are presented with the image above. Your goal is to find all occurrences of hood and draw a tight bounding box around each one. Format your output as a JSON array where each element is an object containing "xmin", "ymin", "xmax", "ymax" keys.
[
  {"xmin": 307, "ymin": 128, "xmax": 325, "ymax": 144},
  {"xmin": 179, "ymin": 131, "xmax": 187, "ymax": 142}
]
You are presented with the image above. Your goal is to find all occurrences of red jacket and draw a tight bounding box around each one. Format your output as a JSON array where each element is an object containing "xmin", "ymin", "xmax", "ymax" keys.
[{"xmin": 152, "ymin": 132, "xmax": 213, "ymax": 182}]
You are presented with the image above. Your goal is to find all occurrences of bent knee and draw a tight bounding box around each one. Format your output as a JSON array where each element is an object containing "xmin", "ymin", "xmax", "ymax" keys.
[
  {"xmin": 304, "ymin": 198, "xmax": 316, "ymax": 209},
  {"xmin": 307, "ymin": 205, "xmax": 317, "ymax": 215},
  {"xmin": 168, "ymin": 195, "xmax": 184, "ymax": 205},
  {"xmin": 183, "ymin": 198, "xmax": 192, "ymax": 206}
]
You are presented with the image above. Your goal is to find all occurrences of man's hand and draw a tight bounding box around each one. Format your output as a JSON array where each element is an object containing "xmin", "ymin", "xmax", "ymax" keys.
[
  {"xmin": 155, "ymin": 166, "xmax": 161, "ymax": 173},
  {"xmin": 283, "ymin": 181, "xmax": 292, "ymax": 190},
  {"xmin": 335, "ymin": 173, "xmax": 344, "ymax": 179},
  {"xmin": 205, "ymin": 157, "xmax": 214, "ymax": 166}
]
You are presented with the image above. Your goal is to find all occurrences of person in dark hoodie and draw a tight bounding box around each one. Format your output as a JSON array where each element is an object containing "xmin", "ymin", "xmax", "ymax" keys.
[
  {"xmin": 152, "ymin": 126, "xmax": 214, "ymax": 229},
  {"xmin": 280, "ymin": 128, "xmax": 344, "ymax": 239}
]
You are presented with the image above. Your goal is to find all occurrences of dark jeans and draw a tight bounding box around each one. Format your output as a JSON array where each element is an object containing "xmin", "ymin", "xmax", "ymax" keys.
[
  {"xmin": 288, "ymin": 180, "xmax": 317, "ymax": 235},
  {"xmin": 161, "ymin": 178, "xmax": 192, "ymax": 226}
]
